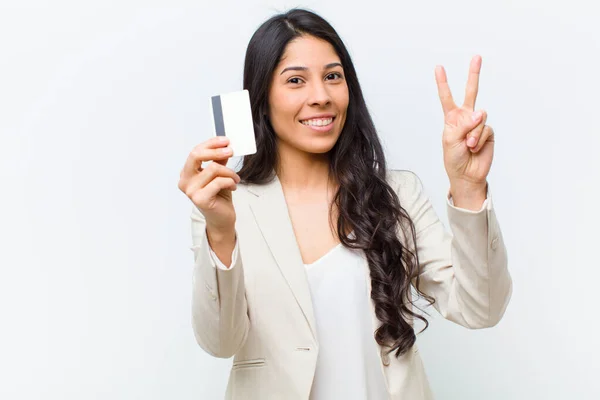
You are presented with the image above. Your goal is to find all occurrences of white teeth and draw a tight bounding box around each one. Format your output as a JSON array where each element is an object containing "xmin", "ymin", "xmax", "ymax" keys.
[{"xmin": 301, "ymin": 118, "xmax": 333, "ymax": 126}]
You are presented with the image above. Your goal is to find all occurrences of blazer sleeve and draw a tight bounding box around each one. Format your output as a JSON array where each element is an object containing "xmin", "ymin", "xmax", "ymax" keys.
[
  {"xmin": 393, "ymin": 170, "xmax": 513, "ymax": 329},
  {"xmin": 189, "ymin": 204, "xmax": 249, "ymax": 358}
]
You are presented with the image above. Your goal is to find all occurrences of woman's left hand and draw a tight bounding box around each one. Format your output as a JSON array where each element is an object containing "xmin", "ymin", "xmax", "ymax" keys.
[{"xmin": 435, "ymin": 55, "xmax": 494, "ymax": 194}]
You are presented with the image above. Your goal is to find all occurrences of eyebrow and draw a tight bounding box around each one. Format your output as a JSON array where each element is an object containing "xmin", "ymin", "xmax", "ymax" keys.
[{"xmin": 279, "ymin": 62, "xmax": 343, "ymax": 75}]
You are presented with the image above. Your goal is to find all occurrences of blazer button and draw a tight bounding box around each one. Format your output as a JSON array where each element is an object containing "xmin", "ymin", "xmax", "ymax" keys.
[
  {"xmin": 491, "ymin": 237, "xmax": 498, "ymax": 250},
  {"xmin": 381, "ymin": 352, "xmax": 390, "ymax": 366}
]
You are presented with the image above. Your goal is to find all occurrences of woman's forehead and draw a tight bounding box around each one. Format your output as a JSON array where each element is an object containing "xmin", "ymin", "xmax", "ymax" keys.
[{"xmin": 277, "ymin": 36, "xmax": 341, "ymax": 71}]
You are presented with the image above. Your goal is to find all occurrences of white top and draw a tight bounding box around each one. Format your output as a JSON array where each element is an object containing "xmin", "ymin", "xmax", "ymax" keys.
[
  {"xmin": 303, "ymin": 242, "xmax": 388, "ymax": 400},
  {"xmin": 209, "ymin": 240, "xmax": 388, "ymax": 399}
]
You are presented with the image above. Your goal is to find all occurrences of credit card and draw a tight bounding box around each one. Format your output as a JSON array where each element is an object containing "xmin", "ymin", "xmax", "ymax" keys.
[{"xmin": 209, "ymin": 89, "xmax": 257, "ymax": 156}]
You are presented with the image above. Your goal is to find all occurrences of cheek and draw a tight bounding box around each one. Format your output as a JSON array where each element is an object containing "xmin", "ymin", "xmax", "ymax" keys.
[
  {"xmin": 335, "ymin": 92, "xmax": 350, "ymax": 135},
  {"xmin": 342, "ymin": 88, "xmax": 350, "ymax": 109},
  {"xmin": 334, "ymin": 85, "xmax": 350, "ymax": 112},
  {"xmin": 271, "ymin": 93, "xmax": 303, "ymax": 124}
]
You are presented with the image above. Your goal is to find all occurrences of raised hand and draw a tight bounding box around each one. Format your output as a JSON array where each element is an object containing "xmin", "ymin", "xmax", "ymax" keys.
[{"xmin": 435, "ymin": 55, "xmax": 495, "ymax": 198}]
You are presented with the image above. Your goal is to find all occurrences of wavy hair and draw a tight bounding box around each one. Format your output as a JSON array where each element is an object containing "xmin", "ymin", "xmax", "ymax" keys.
[{"xmin": 237, "ymin": 8, "xmax": 434, "ymax": 358}]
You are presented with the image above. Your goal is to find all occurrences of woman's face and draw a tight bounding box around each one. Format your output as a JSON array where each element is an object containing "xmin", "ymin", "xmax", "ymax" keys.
[{"xmin": 268, "ymin": 35, "xmax": 349, "ymax": 155}]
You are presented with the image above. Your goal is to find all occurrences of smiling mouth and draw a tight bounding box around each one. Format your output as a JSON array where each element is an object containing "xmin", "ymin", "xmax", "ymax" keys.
[{"xmin": 299, "ymin": 117, "xmax": 335, "ymax": 127}]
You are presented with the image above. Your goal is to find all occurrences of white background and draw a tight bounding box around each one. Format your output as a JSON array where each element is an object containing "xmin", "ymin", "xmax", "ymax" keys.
[{"xmin": 1, "ymin": 1, "xmax": 599, "ymax": 399}]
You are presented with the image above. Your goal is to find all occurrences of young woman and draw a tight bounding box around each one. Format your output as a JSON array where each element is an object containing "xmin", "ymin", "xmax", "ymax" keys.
[{"xmin": 178, "ymin": 8, "xmax": 512, "ymax": 400}]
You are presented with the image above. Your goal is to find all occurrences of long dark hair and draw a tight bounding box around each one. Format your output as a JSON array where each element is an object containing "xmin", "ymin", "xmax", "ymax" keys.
[{"xmin": 237, "ymin": 8, "xmax": 434, "ymax": 358}]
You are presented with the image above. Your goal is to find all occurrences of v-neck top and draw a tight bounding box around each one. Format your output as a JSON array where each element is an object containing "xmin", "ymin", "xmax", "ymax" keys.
[{"xmin": 303, "ymin": 243, "xmax": 388, "ymax": 399}]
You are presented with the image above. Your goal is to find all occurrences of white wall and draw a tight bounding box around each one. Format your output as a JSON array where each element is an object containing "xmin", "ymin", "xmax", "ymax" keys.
[{"xmin": 1, "ymin": 1, "xmax": 598, "ymax": 399}]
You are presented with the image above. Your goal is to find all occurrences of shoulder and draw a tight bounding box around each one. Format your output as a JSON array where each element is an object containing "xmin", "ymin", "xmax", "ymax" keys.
[{"xmin": 386, "ymin": 169, "xmax": 425, "ymax": 203}]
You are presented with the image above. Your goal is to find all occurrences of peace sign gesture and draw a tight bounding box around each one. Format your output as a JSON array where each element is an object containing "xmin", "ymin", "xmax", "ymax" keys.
[{"xmin": 435, "ymin": 55, "xmax": 495, "ymax": 195}]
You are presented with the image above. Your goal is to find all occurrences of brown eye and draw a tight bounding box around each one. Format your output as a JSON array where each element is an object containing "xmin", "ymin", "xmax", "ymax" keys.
[
  {"xmin": 326, "ymin": 72, "xmax": 343, "ymax": 80},
  {"xmin": 288, "ymin": 77, "xmax": 303, "ymax": 84}
]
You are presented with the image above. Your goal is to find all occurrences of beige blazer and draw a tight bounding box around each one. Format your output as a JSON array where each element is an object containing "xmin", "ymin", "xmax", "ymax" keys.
[{"xmin": 189, "ymin": 169, "xmax": 512, "ymax": 399}]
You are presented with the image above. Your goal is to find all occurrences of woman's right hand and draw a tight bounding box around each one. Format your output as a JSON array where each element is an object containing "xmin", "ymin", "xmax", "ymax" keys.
[{"xmin": 178, "ymin": 136, "xmax": 241, "ymax": 234}]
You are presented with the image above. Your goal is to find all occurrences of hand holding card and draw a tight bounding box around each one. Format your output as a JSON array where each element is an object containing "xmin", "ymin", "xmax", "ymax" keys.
[
  {"xmin": 209, "ymin": 89, "xmax": 257, "ymax": 157},
  {"xmin": 178, "ymin": 135, "xmax": 240, "ymax": 240}
]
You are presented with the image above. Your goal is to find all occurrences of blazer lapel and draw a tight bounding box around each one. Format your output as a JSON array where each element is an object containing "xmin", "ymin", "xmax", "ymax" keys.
[{"xmin": 246, "ymin": 173, "xmax": 318, "ymax": 341}]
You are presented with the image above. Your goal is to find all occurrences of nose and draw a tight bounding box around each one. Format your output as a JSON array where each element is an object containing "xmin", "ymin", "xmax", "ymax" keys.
[{"xmin": 307, "ymin": 81, "xmax": 331, "ymax": 107}]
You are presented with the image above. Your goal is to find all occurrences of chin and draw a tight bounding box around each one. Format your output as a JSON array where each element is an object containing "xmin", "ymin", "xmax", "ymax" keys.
[{"xmin": 300, "ymin": 137, "xmax": 338, "ymax": 154}]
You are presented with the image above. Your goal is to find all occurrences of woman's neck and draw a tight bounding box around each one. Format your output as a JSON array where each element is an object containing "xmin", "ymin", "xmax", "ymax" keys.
[{"xmin": 275, "ymin": 142, "xmax": 335, "ymax": 199}]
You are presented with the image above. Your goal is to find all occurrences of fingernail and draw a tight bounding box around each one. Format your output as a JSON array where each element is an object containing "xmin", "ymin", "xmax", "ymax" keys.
[
  {"xmin": 471, "ymin": 111, "xmax": 482, "ymax": 122},
  {"xmin": 467, "ymin": 136, "xmax": 478, "ymax": 147},
  {"xmin": 220, "ymin": 147, "xmax": 232, "ymax": 154},
  {"xmin": 218, "ymin": 136, "xmax": 228, "ymax": 142}
]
